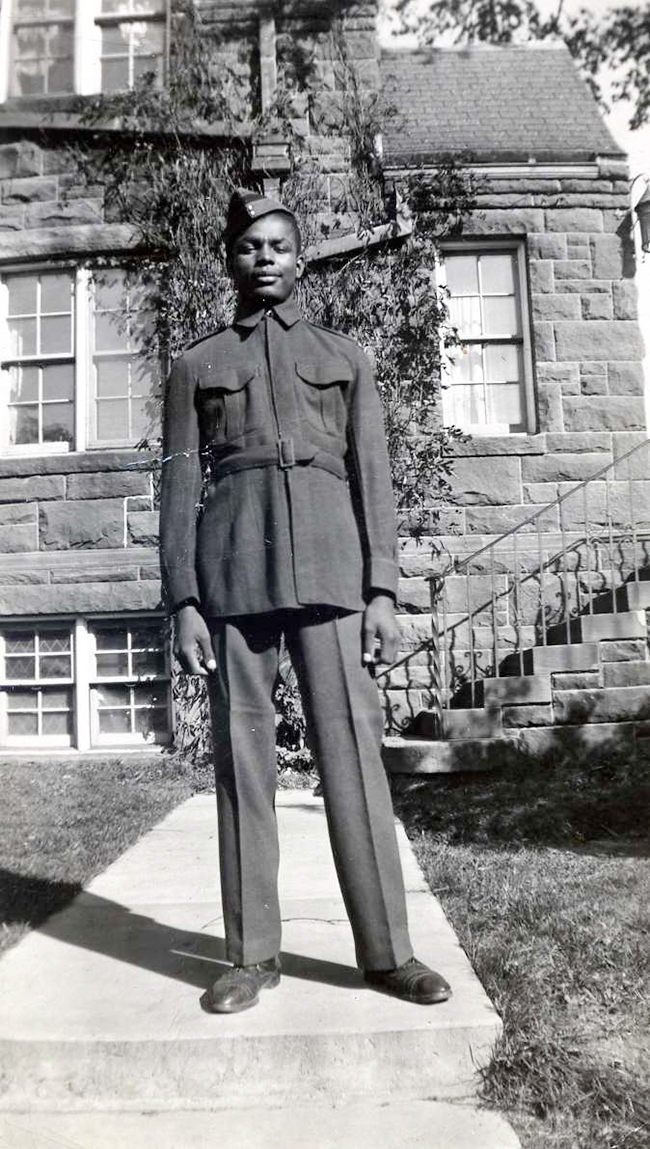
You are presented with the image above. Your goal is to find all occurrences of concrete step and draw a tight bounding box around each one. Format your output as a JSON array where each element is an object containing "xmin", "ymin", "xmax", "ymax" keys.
[
  {"xmin": 580, "ymin": 610, "xmax": 647, "ymax": 642},
  {"xmin": 412, "ymin": 708, "xmax": 503, "ymax": 741},
  {"xmin": 383, "ymin": 735, "xmax": 511, "ymax": 774},
  {"xmin": 602, "ymin": 661, "xmax": 650, "ymax": 688},
  {"xmin": 624, "ymin": 582, "xmax": 650, "ymax": 611},
  {"xmin": 0, "ymin": 1101, "xmax": 521, "ymax": 1149},
  {"xmin": 0, "ymin": 793, "xmax": 502, "ymax": 1112},
  {"xmin": 554, "ymin": 685, "xmax": 650, "ymax": 725},
  {"xmin": 532, "ymin": 642, "xmax": 599, "ymax": 674},
  {"xmin": 483, "ymin": 674, "xmax": 552, "ymax": 706}
]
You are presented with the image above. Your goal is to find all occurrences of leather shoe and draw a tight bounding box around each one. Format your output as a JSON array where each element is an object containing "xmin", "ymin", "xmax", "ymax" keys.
[
  {"xmin": 205, "ymin": 957, "xmax": 281, "ymax": 1014},
  {"xmin": 364, "ymin": 956, "xmax": 451, "ymax": 1004}
]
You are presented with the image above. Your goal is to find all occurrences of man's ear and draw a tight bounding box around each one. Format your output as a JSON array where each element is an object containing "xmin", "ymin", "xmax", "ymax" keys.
[{"xmin": 295, "ymin": 253, "xmax": 306, "ymax": 281}]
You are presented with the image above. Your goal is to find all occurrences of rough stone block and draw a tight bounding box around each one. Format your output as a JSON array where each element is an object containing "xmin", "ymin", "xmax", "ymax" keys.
[
  {"xmin": 555, "ymin": 279, "xmax": 611, "ymax": 295},
  {"xmin": 0, "ymin": 524, "xmax": 37, "ymax": 553},
  {"xmin": 580, "ymin": 376, "xmax": 607, "ymax": 395},
  {"xmin": 612, "ymin": 432, "xmax": 649, "ymax": 478},
  {"xmin": 533, "ymin": 642, "xmax": 598, "ymax": 673},
  {"xmin": 522, "ymin": 452, "xmax": 607, "ymax": 484},
  {"xmin": 545, "ymin": 208, "xmax": 603, "ymax": 233},
  {"xmin": 67, "ymin": 472, "xmax": 151, "ymax": 499},
  {"xmin": 565, "ymin": 245, "xmax": 590, "ymax": 260},
  {"xmin": 467, "ymin": 208, "xmax": 544, "ymax": 234},
  {"xmin": 533, "ymin": 321, "xmax": 555, "ymax": 362},
  {"xmin": 24, "ymin": 200, "xmax": 103, "ymax": 228},
  {"xmin": 50, "ymin": 566, "xmax": 139, "ymax": 585},
  {"xmin": 528, "ymin": 261, "xmax": 554, "ymax": 292},
  {"xmin": 602, "ymin": 662, "xmax": 650, "ymax": 688},
  {"xmin": 556, "ymin": 478, "xmax": 650, "ymax": 529},
  {"xmin": 581, "ymin": 294, "xmax": 613, "ymax": 320},
  {"xmin": 0, "ymin": 568, "xmax": 48, "ymax": 585},
  {"xmin": 528, "ymin": 233, "xmax": 567, "ymax": 260},
  {"xmin": 532, "ymin": 294, "xmax": 580, "ymax": 321},
  {"xmin": 554, "ymin": 321, "xmax": 644, "ymax": 363},
  {"xmin": 579, "ymin": 360, "xmax": 607, "ymax": 376},
  {"xmin": 397, "ymin": 577, "xmax": 430, "ymax": 612},
  {"xmin": 396, "ymin": 613, "xmax": 433, "ymax": 650},
  {"xmin": 523, "ymin": 481, "xmax": 558, "ymax": 504},
  {"xmin": 553, "ymin": 259, "xmax": 591, "ymax": 280},
  {"xmin": 581, "ymin": 610, "xmax": 646, "ymax": 642},
  {"xmin": 465, "ymin": 503, "xmax": 558, "ymax": 535},
  {"xmin": 0, "ymin": 475, "xmax": 65, "ymax": 503},
  {"xmin": 545, "ymin": 432, "xmax": 611, "ymax": 453},
  {"xmin": 0, "ymin": 502, "xmax": 37, "ymax": 525},
  {"xmin": 590, "ymin": 235, "xmax": 623, "ymax": 280},
  {"xmin": 450, "ymin": 434, "xmax": 546, "ymax": 457},
  {"xmin": 554, "ymin": 686, "xmax": 650, "ymax": 725},
  {"xmin": 441, "ymin": 708, "xmax": 503, "ymax": 740},
  {"xmin": 0, "ymin": 581, "xmax": 161, "ymax": 616},
  {"xmin": 0, "ymin": 205, "xmax": 24, "ymax": 230},
  {"xmin": 483, "ymin": 675, "xmax": 552, "ymax": 705},
  {"xmin": 0, "ymin": 142, "xmax": 42, "ymax": 179},
  {"xmin": 39, "ymin": 499, "xmax": 125, "ymax": 550},
  {"xmin": 502, "ymin": 703, "xmax": 553, "ymax": 727},
  {"xmin": 625, "ymin": 583, "xmax": 650, "ymax": 610},
  {"xmin": 140, "ymin": 564, "xmax": 161, "ymax": 581},
  {"xmin": 599, "ymin": 639, "xmax": 648, "ymax": 662},
  {"xmin": 535, "ymin": 383, "xmax": 564, "ymax": 432},
  {"xmin": 127, "ymin": 511, "xmax": 160, "ymax": 547},
  {"xmin": 537, "ymin": 364, "xmax": 579, "ymax": 388},
  {"xmin": 449, "ymin": 456, "xmax": 521, "ymax": 506},
  {"xmin": 607, "ymin": 362, "xmax": 645, "ymax": 396},
  {"xmin": 562, "ymin": 395, "xmax": 645, "ymax": 433},
  {"xmin": 612, "ymin": 281, "xmax": 638, "ymax": 320},
  {"xmin": 550, "ymin": 671, "xmax": 599, "ymax": 690},
  {"xmin": 2, "ymin": 177, "xmax": 57, "ymax": 204}
]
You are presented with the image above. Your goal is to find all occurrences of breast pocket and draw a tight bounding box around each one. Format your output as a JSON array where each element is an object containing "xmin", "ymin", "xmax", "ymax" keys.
[
  {"xmin": 295, "ymin": 359, "xmax": 354, "ymax": 437},
  {"xmin": 196, "ymin": 364, "xmax": 261, "ymax": 443}
]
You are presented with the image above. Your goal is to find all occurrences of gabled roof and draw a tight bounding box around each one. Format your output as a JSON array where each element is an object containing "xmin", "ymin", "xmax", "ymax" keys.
[{"xmin": 379, "ymin": 43, "xmax": 624, "ymax": 166}]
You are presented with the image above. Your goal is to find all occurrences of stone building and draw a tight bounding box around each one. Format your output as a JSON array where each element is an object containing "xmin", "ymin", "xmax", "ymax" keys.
[{"xmin": 0, "ymin": 1, "xmax": 647, "ymax": 758}]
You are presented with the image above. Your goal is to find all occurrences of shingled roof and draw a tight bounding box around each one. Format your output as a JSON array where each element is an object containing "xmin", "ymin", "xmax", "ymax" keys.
[{"xmin": 379, "ymin": 43, "xmax": 624, "ymax": 166}]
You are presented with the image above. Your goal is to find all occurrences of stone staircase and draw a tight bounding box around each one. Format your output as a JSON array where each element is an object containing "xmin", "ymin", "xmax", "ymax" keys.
[{"xmin": 383, "ymin": 581, "xmax": 650, "ymax": 774}]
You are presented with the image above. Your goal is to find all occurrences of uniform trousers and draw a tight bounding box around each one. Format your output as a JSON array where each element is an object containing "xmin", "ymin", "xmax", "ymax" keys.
[{"xmin": 207, "ymin": 606, "xmax": 414, "ymax": 972}]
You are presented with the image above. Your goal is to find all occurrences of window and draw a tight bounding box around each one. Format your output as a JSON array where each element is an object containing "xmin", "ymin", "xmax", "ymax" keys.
[
  {"xmin": 0, "ymin": 616, "xmax": 171, "ymax": 748},
  {"xmin": 0, "ymin": 0, "xmax": 166, "ymax": 101},
  {"xmin": 0, "ymin": 265, "xmax": 158, "ymax": 454},
  {"xmin": 441, "ymin": 244, "xmax": 534, "ymax": 435}
]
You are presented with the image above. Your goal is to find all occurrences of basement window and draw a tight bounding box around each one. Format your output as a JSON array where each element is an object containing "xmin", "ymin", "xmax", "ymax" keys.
[{"xmin": 440, "ymin": 242, "xmax": 535, "ymax": 435}]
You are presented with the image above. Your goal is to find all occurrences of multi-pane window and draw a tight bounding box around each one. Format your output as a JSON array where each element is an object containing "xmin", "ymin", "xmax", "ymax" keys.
[
  {"xmin": 91, "ymin": 271, "xmax": 154, "ymax": 446},
  {"xmin": 1, "ymin": 0, "xmax": 166, "ymax": 100},
  {"xmin": 2, "ymin": 269, "xmax": 75, "ymax": 451},
  {"xmin": 0, "ymin": 626, "xmax": 74, "ymax": 745},
  {"xmin": 0, "ymin": 617, "xmax": 171, "ymax": 748},
  {"xmin": 0, "ymin": 265, "xmax": 159, "ymax": 454},
  {"xmin": 442, "ymin": 245, "xmax": 534, "ymax": 434}
]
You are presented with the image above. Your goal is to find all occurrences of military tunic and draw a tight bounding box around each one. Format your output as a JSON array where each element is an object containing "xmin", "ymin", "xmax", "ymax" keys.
[{"xmin": 159, "ymin": 296, "xmax": 398, "ymax": 617}]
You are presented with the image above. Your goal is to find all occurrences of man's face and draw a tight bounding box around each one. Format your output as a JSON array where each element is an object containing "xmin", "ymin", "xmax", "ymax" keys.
[{"xmin": 229, "ymin": 213, "xmax": 304, "ymax": 307}]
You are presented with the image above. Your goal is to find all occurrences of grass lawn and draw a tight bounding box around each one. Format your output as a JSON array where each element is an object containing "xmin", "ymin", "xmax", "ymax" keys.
[{"xmin": 392, "ymin": 743, "xmax": 650, "ymax": 1149}]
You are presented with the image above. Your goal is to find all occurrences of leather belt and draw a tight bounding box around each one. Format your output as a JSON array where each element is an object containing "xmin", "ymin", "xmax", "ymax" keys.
[{"xmin": 208, "ymin": 436, "xmax": 346, "ymax": 482}]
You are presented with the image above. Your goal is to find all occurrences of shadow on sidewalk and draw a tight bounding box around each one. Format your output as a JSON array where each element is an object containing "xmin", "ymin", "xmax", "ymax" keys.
[{"xmin": 1, "ymin": 868, "xmax": 362, "ymax": 993}]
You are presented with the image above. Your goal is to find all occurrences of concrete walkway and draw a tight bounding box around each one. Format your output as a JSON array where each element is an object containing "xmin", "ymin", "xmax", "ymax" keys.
[{"xmin": 0, "ymin": 790, "xmax": 520, "ymax": 1148}]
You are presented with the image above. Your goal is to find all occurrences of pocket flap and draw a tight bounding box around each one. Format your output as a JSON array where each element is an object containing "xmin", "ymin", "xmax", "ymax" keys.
[
  {"xmin": 197, "ymin": 363, "xmax": 258, "ymax": 392},
  {"xmin": 296, "ymin": 359, "xmax": 354, "ymax": 387}
]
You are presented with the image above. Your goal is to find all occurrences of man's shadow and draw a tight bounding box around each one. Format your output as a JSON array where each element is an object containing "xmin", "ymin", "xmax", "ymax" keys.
[{"xmin": 1, "ymin": 869, "xmax": 363, "ymax": 996}]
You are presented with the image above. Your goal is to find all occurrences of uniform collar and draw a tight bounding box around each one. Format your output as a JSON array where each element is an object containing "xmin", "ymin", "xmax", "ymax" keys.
[{"xmin": 234, "ymin": 295, "xmax": 302, "ymax": 330}]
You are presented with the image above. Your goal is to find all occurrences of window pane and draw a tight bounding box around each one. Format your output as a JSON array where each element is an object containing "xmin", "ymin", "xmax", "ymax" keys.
[
  {"xmin": 101, "ymin": 57, "xmax": 129, "ymax": 92},
  {"xmin": 40, "ymin": 688, "xmax": 72, "ymax": 708},
  {"xmin": 480, "ymin": 253, "xmax": 516, "ymax": 295},
  {"xmin": 8, "ymin": 366, "xmax": 39, "ymax": 403},
  {"xmin": 5, "ymin": 632, "xmax": 35, "ymax": 654},
  {"xmin": 131, "ymin": 624, "xmax": 164, "ymax": 648},
  {"xmin": 42, "ymin": 402, "xmax": 74, "ymax": 444},
  {"xmin": 11, "ymin": 407, "xmax": 40, "ymax": 445},
  {"xmin": 135, "ymin": 707, "xmax": 168, "ymax": 735},
  {"xmin": 39, "ymin": 631, "xmax": 71, "ymax": 653},
  {"xmin": 96, "ymin": 652, "xmax": 129, "ymax": 676},
  {"xmin": 8, "ymin": 318, "xmax": 37, "ymax": 357},
  {"xmin": 130, "ymin": 396, "xmax": 151, "ymax": 439},
  {"xmin": 5, "ymin": 657, "xmax": 36, "ymax": 680},
  {"xmin": 7, "ymin": 689, "xmax": 37, "ymax": 709},
  {"xmin": 7, "ymin": 275, "xmax": 37, "ymax": 316},
  {"xmin": 14, "ymin": 62, "xmax": 46, "ymax": 96},
  {"xmin": 448, "ymin": 296, "xmax": 482, "ymax": 338},
  {"xmin": 93, "ymin": 273, "xmax": 125, "ymax": 311},
  {"xmin": 485, "ymin": 344, "xmax": 522, "ymax": 383},
  {"xmin": 98, "ymin": 709, "xmax": 133, "ymax": 734},
  {"xmin": 449, "ymin": 345, "xmax": 483, "ymax": 385},
  {"xmin": 39, "ymin": 653, "xmax": 72, "ymax": 678},
  {"xmin": 95, "ymin": 685, "xmax": 130, "ymax": 706},
  {"xmin": 42, "ymin": 710, "xmax": 73, "ymax": 735},
  {"xmin": 40, "ymin": 314, "xmax": 72, "ymax": 354},
  {"xmin": 134, "ymin": 683, "xmax": 167, "ymax": 707},
  {"xmin": 41, "ymin": 272, "xmax": 72, "ymax": 314},
  {"xmin": 486, "ymin": 383, "xmax": 525, "ymax": 428},
  {"xmin": 448, "ymin": 385, "xmax": 485, "ymax": 428},
  {"xmin": 95, "ymin": 313, "xmax": 127, "ymax": 353},
  {"xmin": 446, "ymin": 255, "xmax": 478, "ymax": 296},
  {"xmin": 132, "ymin": 649, "xmax": 165, "ymax": 676},
  {"xmin": 95, "ymin": 627, "xmax": 128, "ymax": 651},
  {"xmin": 42, "ymin": 363, "xmax": 74, "ymax": 400},
  {"xmin": 483, "ymin": 296, "xmax": 520, "ymax": 337},
  {"xmin": 96, "ymin": 359, "xmax": 128, "ymax": 396},
  {"xmin": 97, "ymin": 399, "xmax": 129, "ymax": 441},
  {"xmin": 14, "ymin": 26, "xmax": 46, "ymax": 59},
  {"xmin": 8, "ymin": 713, "xmax": 39, "ymax": 736}
]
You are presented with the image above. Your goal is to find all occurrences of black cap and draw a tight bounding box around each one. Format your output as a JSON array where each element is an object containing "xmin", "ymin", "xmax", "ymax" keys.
[{"xmin": 224, "ymin": 187, "xmax": 297, "ymax": 248}]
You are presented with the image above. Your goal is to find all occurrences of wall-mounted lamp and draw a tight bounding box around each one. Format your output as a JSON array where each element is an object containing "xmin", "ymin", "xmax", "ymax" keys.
[{"xmin": 635, "ymin": 185, "xmax": 650, "ymax": 252}]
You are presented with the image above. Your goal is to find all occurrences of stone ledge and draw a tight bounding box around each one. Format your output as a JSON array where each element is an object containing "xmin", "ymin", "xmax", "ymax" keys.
[
  {"xmin": 0, "ymin": 548, "xmax": 158, "ymax": 571},
  {"xmin": 450, "ymin": 434, "xmax": 546, "ymax": 457},
  {"xmin": 0, "ymin": 223, "xmax": 141, "ymax": 262},
  {"xmin": 0, "ymin": 581, "xmax": 162, "ymax": 616},
  {"xmin": 0, "ymin": 451, "xmax": 155, "ymax": 478}
]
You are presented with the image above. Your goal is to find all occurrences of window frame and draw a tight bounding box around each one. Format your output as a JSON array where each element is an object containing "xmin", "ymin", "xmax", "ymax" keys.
[
  {"xmin": 0, "ymin": 261, "xmax": 159, "ymax": 456},
  {"xmin": 0, "ymin": 614, "xmax": 172, "ymax": 750},
  {"xmin": 0, "ymin": 0, "xmax": 167, "ymax": 103},
  {"xmin": 439, "ymin": 238, "xmax": 536, "ymax": 436}
]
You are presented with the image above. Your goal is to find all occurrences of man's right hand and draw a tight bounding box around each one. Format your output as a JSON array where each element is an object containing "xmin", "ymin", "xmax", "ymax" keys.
[{"xmin": 173, "ymin": 604, "xmax": 216, "ymax": 676}]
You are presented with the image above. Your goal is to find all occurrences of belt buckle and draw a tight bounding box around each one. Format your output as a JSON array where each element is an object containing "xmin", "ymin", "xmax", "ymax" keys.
[{"xmin": 277, "ymin": 437, "xmax": 295, "ymax": 469}]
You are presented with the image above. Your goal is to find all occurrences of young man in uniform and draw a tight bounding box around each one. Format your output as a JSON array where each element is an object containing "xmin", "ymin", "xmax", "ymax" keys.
[{"xmin": 159, "ymin": 188, "xmax": 451, "ymax": 1014}]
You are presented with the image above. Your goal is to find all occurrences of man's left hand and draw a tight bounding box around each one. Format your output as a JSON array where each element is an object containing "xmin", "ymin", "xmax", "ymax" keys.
[{"xmin": 362, "ymin": 594, "xmax": 400, "ymax": 666}]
